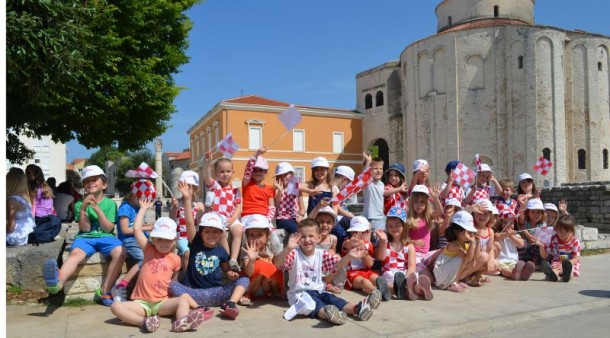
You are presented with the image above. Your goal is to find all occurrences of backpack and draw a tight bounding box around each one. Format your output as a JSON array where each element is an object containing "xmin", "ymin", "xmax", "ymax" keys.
[{"xmin": 29, "ymin": 215, "xmax": 62, "ymax": 245}]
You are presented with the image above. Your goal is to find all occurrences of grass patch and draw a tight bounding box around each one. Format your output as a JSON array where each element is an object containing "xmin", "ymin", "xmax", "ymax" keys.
[
  {"xmin": 8, "ymin": 285, "xmax": 24, "ymax": 294},
  {"xmin": 62, "ymin": 297, "xmax": 96, "ymax": 307},
  {"xmin": 581, "ymin": 248, "xmax": 610, "ymax": 256}
]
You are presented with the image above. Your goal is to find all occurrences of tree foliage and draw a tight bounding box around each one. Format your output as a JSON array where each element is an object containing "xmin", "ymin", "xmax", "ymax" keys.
[
  {"xmin": 88, "ymin": 146, "xmax": 155, "ymax": 194},
  {"xmin": 6, "ymin": 0, "xmax": 200, "ymax": 164}
]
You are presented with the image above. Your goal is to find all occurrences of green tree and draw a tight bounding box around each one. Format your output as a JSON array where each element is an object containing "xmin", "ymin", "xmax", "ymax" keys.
[
  {"xmin": 88, "ymin": 146, "xmax": 125, "ymax": 169},
  {"xmin": 6, "ymin": 0, "xmax": 200, "ymax": 164}
]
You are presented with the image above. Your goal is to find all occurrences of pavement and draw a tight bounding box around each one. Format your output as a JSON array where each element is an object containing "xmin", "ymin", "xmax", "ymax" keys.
[{"xmin": 6, "ymin": 254, "xmax": 610, "ymax": 338}]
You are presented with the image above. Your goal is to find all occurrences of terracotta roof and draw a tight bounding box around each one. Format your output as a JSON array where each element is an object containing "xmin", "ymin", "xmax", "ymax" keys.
[
  {"xmin": 72, "ymin": 158, "xmax": 88, "ymax": 164},
  {"xmin": 66, "ymin": 164, "xmax": 74, "ymax": 170},
  {"xmin": 164, "ymin": 152, "xmax": 182, "ymax": 157},
  {"xmin": 224, "ymin": 95, "xmax": 290, "ymax": 107},
  {"xmin": 440, "ymin": 18, "xmax": 530, "ymax": 33},
  {"xmin": 171, "ymin": 151, "xmax": 191, "ymax": 161}
]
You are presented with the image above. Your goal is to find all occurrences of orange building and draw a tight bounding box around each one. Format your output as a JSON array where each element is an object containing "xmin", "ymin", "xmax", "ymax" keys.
[{"xmin": 186, "ymin": 95, "xmax": 363, "ymax": 187}]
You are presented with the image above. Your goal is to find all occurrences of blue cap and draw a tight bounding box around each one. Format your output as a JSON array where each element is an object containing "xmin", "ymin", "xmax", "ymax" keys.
[
  {"xmin": 385, "ymin": 163, "xmax": 406, "ymax": 179},
  {"xmin": 445, "ymin": 160, "xmax": 461, "ymax": 174},
  {"xmin": 386, "ymin": 206, "xmax": 407, "ymax": 223}
]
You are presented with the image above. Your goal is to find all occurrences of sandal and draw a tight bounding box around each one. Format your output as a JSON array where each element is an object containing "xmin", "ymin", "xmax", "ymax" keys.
[
  {"xmin": 479, "ymin": 275, "xmax": 491, "ymax": 284},
  {"xmin": 465, "ymin": 276, "xmax": 483, "ymax": 287},
  {"xmin": 446, "ymin": 282, "xmax": 465, "ymax": 292},
  {"xmin": 238, "ymin": 297, "xmax": 252, "ymax": 307},
  {"xmin": 458, "ymin": 282, "xmax": 470, "ymax": 289},
  {"xmin": 325, "ymin": 283, "xmax": 342, "ymax": 294}
]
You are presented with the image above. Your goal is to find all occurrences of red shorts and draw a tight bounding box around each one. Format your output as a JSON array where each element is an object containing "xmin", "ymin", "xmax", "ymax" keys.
[{"xmin": 345, "ymin": 269, "xmax": 377, "ymax": 290}]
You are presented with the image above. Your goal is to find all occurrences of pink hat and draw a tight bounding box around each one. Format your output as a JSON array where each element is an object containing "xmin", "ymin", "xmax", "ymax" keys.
[{"xmin": 254, "ymin": 156, "xmax": 269, "ymax": 170}]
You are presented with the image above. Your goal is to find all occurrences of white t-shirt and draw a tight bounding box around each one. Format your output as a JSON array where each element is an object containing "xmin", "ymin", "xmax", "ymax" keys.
[
  {"xmin": 363, "ymin": 180, "xmax": 385, "ymax": 219},
  {"xmin": 281, "ymin": 248, "xmax": 339, "ymax": 305},
  {"xmin": 498, "ymin": 235, "xmax": 521, "ymax": 263}
]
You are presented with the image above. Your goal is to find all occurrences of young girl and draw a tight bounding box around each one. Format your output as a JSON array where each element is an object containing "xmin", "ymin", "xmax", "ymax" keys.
[
  {"xmin": 112, "ymin": 180, "xmax": 156, "ymax": 302},
  {"xmin": 202, "ymin": 152, "xmax": 242, "ymax": 272},
  {"xmin": 273, "ymin": 162, "xmax": 305, "ymax": 238},
  {"xmin": 384, "ymin": 163, "xmax": 409, "ymax": 214},
  {"xmin": 26, "ymin": 164, "xmax": 56, "ymax": 219},
  {"xmin": 468, "ymin": 199, "xmax": 497, "ymax": 286},
  {"xmin": 170, "ymin": 170, "xmax": 205, "ymax": 276},
  {"xmin": 464, "ymin": 164, "xmax": 502, "ymax": 205},
  {"xmin": 536, "ymin": 215, "xmax": 581, "ymax": 283},
  {"xmin": 439, "ymin": 161, "xmax": 465, "ymax": 205},
  {"xmin": 240, "ymin": 214, "xmax": 284, "ymax": 305},
  {"xmin": 110, "ymin": 200, "xmax": 209, "ymax": 333},
  {"xmin": 169, "ymin": 182, "xmax": 249, "ymax": 320},
  {"xmin": 304, "ymin": 156, "xmax": 338, "ymax": 215},
  {"xmin": 515, "ymin": 173, "xmax": 541, "ymax": 222},
  {"xmin": 408, "ymin": 159, "xmax": 430, "ymax": 194},
  {"xmin": 376, "ymin": 207, "xmax": 432, "ymax": 301},
  {"xmin": 495, "ymin": 209, "xmax": 535, "ymax": 281},
  {"xmin": 330, "ymin": 166, "xmax": 356, "ymax": 252},
  {"xmin": 437, "ymin": 198, "xmax": 462, "ymax": 250},
  {"xmin": 42, "ymin": 165, "xmax": 125, "ymax": 306},
  {"xmin": 543, "ymin": 203, "xmax": 560, "ymax": 227},
  {"xmin": 517, "ymin": 198, "xmax": 547, "ymax": 267},
  {"xmin": 433, "ymin": 211, "xmax": 487, "ymax": 292},
  {"xmin": 6, "ymin": 168, "xmax": 35, "ymax": 246}
]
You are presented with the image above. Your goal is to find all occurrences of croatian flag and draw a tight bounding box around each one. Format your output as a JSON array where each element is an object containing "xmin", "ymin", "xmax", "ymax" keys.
[
  {"xmin": 533, "ymin": 156, "xmax": 553, "ymax": 176},
  {"xmin": 125, "ymin": 162, "xmax": 158, "ymax": 179},
  {"xmin": 217, "ymin": 132, "xmax": 239, "ymax": 158},
  {"xmin": 278, "ymin": 104, "xmax": 302, "ymax": 131},
  {"xmin": 332, "ymin": 168, "xmax": 373, "ymax": 205},
  {"xmin": 450, "ymin": 163, "xmax": 475, "ymax": 187}
]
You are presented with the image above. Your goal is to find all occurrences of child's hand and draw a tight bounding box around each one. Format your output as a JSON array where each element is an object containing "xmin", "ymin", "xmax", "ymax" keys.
[
  {"xmin": 533, "ymin": 188, "xmax": 542, "ymax": 198},
  {"xmin": 347, "ymin": 246, "xmax": 365, "ymax": 259},
  {"xmin": 517, "ymin": 194, "xmax": 528, "ymax": 207},
  {"xmin": 242, "ymin": 240, "xmax": 259, "ymax": 261},
  {"xmin": 319, "ymin": 197, "xmax": 330, "ymax": 207},
  {"xmin": 400, "ymin": 182, "xmax": 409, "ymax": 192},
  {"xmin": 430, "ymin": 183, "xmax": 441, "ymax": 198},
  {"xmin": 362, "ymin": 151, "xmax": 372, "ymax": 164},
  {"xmin": 204, "ymin": 151, "xmax": 213, "ymax": 161},
  {"xmin": 178, "ymin": 181, "xmax": 193, "ymax": 200},
  {"xmin": 349, "ymin": 237, "xmax": 364, "ymax": 249},
  {"xmin": 140, "ymin": 198, "xmax": 154, "ymax": 210},
  {"xmin": 412, "ymin": 239, "xmax": 425, "ymax": 248},
  {"xmin": 226, "ymin": 270, "xmax": 239, "ymax": 281},
  {"xmin": 287, "ymin": 233, "xmax": 301, "ymax": 250},
  {"xmin": 558, "ymin": 200, "xmax": 568, "ymax": 213},
  {"xmin": 273, "ymin": 177, "xmax": 283, "ymax": 191},
  {"xmin": 82, "ymin": 194, "xmax": 96, "ymax": 208},
  {"xmin": 255, "ymin": 147, "xmax": 267, "ymax": 157},
  {"xmin": 375, "ymin": 229, "xmax": 387, "ymax": 242},
  {"xmin": 444, "ymin": 207, "xmax": 455, "ymax": 218}
]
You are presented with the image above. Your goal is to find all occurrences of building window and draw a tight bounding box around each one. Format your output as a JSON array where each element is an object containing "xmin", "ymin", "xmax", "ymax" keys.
[
  {"xmin": 332, "ymin": 132, "xmax": 344, "ymax": 154},
  {"xmin": 375, "ymin": 91, "xmax": 384, "ymax": 107},
  {"xmin": 249, "ymin": 126, "xmax": 262, "ymax": 150},
  {"xmin": 34, "ymin": 159, "xmax": 40, "ymax": 163},
  {"xmin": 599, "ymin": 62, "xmax": 603, "ymax": 71},
  {"xmin": 294, "ymin": 166, "xmax": 306, "ymax": 183},
  {"xmin": 603, "ymin": 149, "xmax": 608, "ymax": 169},
  {"xmin": 200, "ymin": 133, "xmax": 205, "ymax": 154},
  {"xmin": 448, "ymin": 16, "xmax": 452, "ymax": 26},
  {"xmin": 194, "ymin": 136, "xmax": 199, "ymax": 158},
  {"xmin": 518, "ymin": 56, "xmax": 524, "ymax": 69},
  {"xmin": 578, "ymin": 149, "xmax": 586, "ymax": 169},
  {"xmin": 542, "ymin": 148, "xmax": 551, "ymax": 161},
  {"xmin": 365, "ymin": 94, "xmax": 373, "ymax": 109},
  {"xmin": 214, "ymin": 126, "xmax": 220, "ymax": 146},
  {"xmin": 494, "ymin": 5, "xmax": 499, "ymax": 18},
  {"xmin": 206, "ymin": 127, "xmax": 212, "ymax": 151},
  {"xmin": 293, "ymin": 129, "xmax": 305, "ymax": 152}
]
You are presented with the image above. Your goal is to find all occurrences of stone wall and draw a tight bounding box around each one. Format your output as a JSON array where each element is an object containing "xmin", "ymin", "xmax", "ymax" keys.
[{"xmin": 540, "ymin": 181, "xmax": 610, "ymax": 231}]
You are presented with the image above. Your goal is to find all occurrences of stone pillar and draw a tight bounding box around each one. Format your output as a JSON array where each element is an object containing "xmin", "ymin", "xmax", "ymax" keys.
[{"xmin": 155, "ymin": 138, "xmax": 163, "ymax": 197}]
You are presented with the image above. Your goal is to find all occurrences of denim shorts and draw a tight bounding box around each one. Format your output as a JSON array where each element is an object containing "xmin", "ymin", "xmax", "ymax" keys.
[
  {"xmin": 123, "ymin": 239, "xmax": 144, "ymax": 267},
  {"xmin": 70, "ymin": 236, "xmax": 122, "ymax": 257},
  {"xmin": 305, "ymin": 290, "xmax": 348, "ymax": 318}
]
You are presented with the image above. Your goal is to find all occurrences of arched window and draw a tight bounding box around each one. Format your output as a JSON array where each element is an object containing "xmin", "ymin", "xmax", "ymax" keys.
[
  {"xmin": 365, "ymin": 94, "xmax": 373, "ymax": 109},
  {"xmin": 578, "ymin": 149, "xmax": 586, "ymax": 169},
  {"xmin": 518, "ymin": 56, "xmax": 524, "ymax": 69},
  {"xmin": 542, "ymin": 148, "xmax": 551, "ymax": 161},
  {"xmin": 603, "ymin": 149, "xmax": 608, "ymax": 169},
  {"xmin": 599, "ymin": 62, "xmax": 603, "ymax": 71},
  {"xmin": 375, "ymin": 91, "xmax": 384, "ymax": 107},
  {"xmin": 494, "ymin": 5, "xmax": 499, "ymax": 18}
]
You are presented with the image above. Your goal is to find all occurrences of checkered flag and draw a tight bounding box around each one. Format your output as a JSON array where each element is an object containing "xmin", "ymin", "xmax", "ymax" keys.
[
  {"xmin": 450, "ymin": 163, "xmax": 475, "ymax": 187},
  {"xmin": 216, "ymin": 132, "xmax": 239, "ymax": 158},
  {"xmin": 331, "ymin": 167, "xmax": 372, "ymax": 205},
  {"xmin": 475, "ymin": 153, "xmax": 481, "ymax": 172},
  {"xmin": 131, "ymin": 179, "xmax": 156, "ymax": 202},
  {"xmin": 125, "ymin": 162, "xmax": 158, "ymax": 179},
  {"xmin": 533, "ymin": 156, "xmax": 553, "ymax": 176}
]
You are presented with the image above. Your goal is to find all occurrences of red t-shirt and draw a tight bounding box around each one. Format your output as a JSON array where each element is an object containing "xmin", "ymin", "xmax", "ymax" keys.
[{"xmin": 241, "ymin": 181, "xmax": 274, "ymax": 217}]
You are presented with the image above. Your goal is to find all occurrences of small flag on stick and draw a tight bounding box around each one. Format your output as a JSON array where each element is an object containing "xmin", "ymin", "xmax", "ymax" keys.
[
  {"xmin": 278, "ymin": 104, "xmax": 302, "ymax": 131},
  {"xmin": 533, "ymin": 156, "xmax": 553, "ymax": 176},
  {"xmin": 216, "ymin": 132, "xmax": 239, "ymax": 158},
  {"xmin": 332, "ymin": 168, "xmax": 373, "ymax": 205},
  {"xmin": 450, "ymin": 163, "xmax": 475, "ymax": 187},
  {"xmin": 125, "ymin": 162, "xmax": 158, "ymax": 179}
]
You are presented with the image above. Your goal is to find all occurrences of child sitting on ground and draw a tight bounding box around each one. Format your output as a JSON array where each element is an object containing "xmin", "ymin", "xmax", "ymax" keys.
[
  {"xmin": 110, "ymin": 200, "xmax": 210, "ymax": 333},
  {"xmin": 274, "ymin": 218, "xmax": 382, "ymax": 325},
  {"xmin": 536, "ymin": 215, "xmax": 581, "ymax": 283},
  {"xmin": 495, "ymin": 209, "xmax": 535, "ymax": 281}
]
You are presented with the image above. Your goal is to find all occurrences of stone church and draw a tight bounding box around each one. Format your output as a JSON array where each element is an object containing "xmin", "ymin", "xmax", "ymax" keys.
[{"xmin": 357, "ymin": 0, "xmax": 610, "ymax": 186}]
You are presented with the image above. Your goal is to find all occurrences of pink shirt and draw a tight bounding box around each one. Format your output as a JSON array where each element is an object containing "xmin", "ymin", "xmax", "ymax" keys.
[
  {"xmin": 409, "ymin": 218, "xmax": 431, "ymax": 254},
  {"xmin": 35, "ymin": 188, "xmax": 54, "ymax": 217}
]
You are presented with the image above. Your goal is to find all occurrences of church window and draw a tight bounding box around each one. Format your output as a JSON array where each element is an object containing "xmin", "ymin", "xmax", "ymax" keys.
[
  {"xmin": 603, "ymin": 149, "xmax": 608, "ymax": 169},
  {"xmin": 598, "ymin": 62, "xmax": 603, "ymax": 71},
  {"xmin": 518, "ymin": 56, "xmax": 524, "ymax": 69},
  {"xmin": 448, "ymin": 16, "xmax": 452, "ymax": 26},
  {"xmin": 578, "ymin": 149, "xmax": 586, "ymax": 169},
  {"xmin": 543, "ymin": 148, "xmax": 551, "ymax": 161},
  {"xmin": 365, "ymin": 94, "xmax": 373, "ymax": 109},
  {"xmin": 376, "ymin": 91, "xmax": 384, "ymax": 107},
  {"xmin": 494, "ymin": 6, "xmax": 499, "ymax": 18}
]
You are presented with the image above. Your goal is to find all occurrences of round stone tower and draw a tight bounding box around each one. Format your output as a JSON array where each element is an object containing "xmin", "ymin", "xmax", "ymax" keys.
[{"xmin": 435, "ymin": 0, "xmax": 535, "ymax": 32}]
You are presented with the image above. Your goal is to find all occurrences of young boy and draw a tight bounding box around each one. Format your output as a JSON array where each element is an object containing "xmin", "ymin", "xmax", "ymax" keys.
[
  {"xmin": 494, "ymin": 179, "xmax": 518, "ymax": 215},
  {"xmin": 274, "ymin": 218, "xmax": 381, "ymax": 325},
  {"xmin": 363, "ymin": 155, "xmax": 385, "ymax": 231},
  {"xmin": 536, "ymin": 215, "xmax": 581, "ymax": 282},
  {"xmin": 42, "ymin": 165, "xmax": 126, "ymax": 306}
]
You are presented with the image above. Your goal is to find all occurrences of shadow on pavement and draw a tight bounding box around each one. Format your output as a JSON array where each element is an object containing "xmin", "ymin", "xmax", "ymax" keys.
[{"xmin": 578, "ymin": 290, "xmax": 610, "ymax": 298}]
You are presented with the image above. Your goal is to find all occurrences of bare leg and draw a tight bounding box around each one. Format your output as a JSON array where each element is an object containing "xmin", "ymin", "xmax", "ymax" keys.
[
  {"xmin": 121, "ymin": 264, "xmax": 140, "ymax": 285},
  {"xmin": 229, "ymin": 225, "xmax": 244, "ymax": 261},
  {"xmin": 57, "ymin": 248, "xmax": 87, "ymax": 290},
  {"xmin": 110, "ymin": 301, "xmax": 147, "ymax": 326},
  {"xmin": 103, "ymin": 246, "xmax": 126, "ymax": 294}
]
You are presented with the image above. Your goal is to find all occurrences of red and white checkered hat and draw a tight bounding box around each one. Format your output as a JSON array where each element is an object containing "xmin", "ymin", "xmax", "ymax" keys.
[{"xmin": 131, "ymin": 179, "xmax": 156, "ymax": 202}]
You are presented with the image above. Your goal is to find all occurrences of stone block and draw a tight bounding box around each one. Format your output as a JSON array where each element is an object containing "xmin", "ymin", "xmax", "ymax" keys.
[
  {"xmin": 584, "ymin": 238, "xmax": 610, "ymax": 250},
  {"xmin": 581, "ymin": 227, "xmax": 599, "ymax": 241},
  {"xmin": 604, "ymin": 200, "xmax": 610, "ymax": 206},
  {"xmin": 64, "ymin": 276, "xmax": 103, "ymax": 294},
  {"xmin": 575, "ymin": 225, "xmax": 584, "ymax": 241},
  {"xmin": 72, "ymin": 263, "xmax": 109, "ymax": 278}
]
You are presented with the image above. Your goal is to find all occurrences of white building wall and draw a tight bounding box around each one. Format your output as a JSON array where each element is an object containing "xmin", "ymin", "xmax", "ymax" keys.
[{"xmin": 11, "ymin": 135, "xmax": 66, "ymax": 183}]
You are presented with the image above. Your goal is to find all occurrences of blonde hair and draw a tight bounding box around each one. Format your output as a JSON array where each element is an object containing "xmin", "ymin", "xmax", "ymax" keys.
[
  {"xmin": 407, "ymin": 192, "xmax": 434, "ymax": 231},
  {"xmin": 7, "ymin": 168, "xmax": 31, "ymax": 204}
]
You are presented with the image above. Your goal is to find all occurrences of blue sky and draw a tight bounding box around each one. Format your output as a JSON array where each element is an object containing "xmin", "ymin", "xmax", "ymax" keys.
[{"xmin": 66, "ymin": 0, "xmax": 610, "ymax": 161}]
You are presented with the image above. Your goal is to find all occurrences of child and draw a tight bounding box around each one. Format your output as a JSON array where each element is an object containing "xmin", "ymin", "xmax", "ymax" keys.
[
  {"xmin": 383, "ymin": 163, "xmax": 409, "ymax": 214},
  {"xmin": 304, "ymin": 156, "xmax": 337, "ymax": 215},
  {"xmin": 111, "ymin": 179, "xmax": 156, "ymax": 302},
  {"xmin": 42, "ymin": 165, "xmax": 125, "ymax": 306},
  {"xmin": 437, "ymin": 198, "xmax": 462, "ymax": 250},
  {"xmin": 515, "ymin": 173, "xmax": 541, "ymax": 220},
  {"xmin": 6, "ymin": 168, "xmax": 35, "ymax": 246},
  {"xmin": 494, "ymin": 179, "xmax": 518, "ymax": 215},
  {"xmin": 543, "ymin": 203, "xmax": 560, "ymax": 227},
  {"xmin": 274, "ymin": 218, "xmax": 382, "ymax": 325},
  {"xmin": 311, "ymin": 206, "xmax": 339, "ymax": 254},
  {"xmin": 433, "ymin": 211, "xmax": 487, "ymax": 292},
  {"xmin": 330, "ymin": 165, "xmax": 356, "ymax": 252},
  {"xmin": 169, "ymin": 182, "xmax": 249, "ymax": 319},
  {"xmin": 110, "ymin": 200, "xmax": 209, "ymax": 333},
  {"xmin": 464, "ymin": 164, "xmax": 502, "ymax": 205},
  {"xmin": 408, "ymin": 159, "xmax": 430, "ymax": 193},
  {"xmin": 26, "ymin": 164, "xmax": 55, "ymax": 218},
  {"xmin": 536, "ymin": 215, "xmax": 581, "ymax": 282},
  {"xmin": 406, "ymin": 185, "xmax": 442, "ymax": 280},
  {"xmin": 439, "ymin": 160, "xmax": 465, "ymax": 205},
  {"xmin": 363, "ymin": 155, "xmax": 386, "ymax": 231},
  {"xmin": 240, "ymin": 214, "xmax": 284, "ymax": 305},
  {"xmin": 468, "ymin": 199, "xmax": 497, "ymax": 285},
  {"xmin": 517, "ymin": 198, "xmax": 547, "ymax": 266},
  {"xmin": 376, "ymin": 207, "xmax": 432, "ymax": 301},
  {"xmin": 495, "ymin": 209, "xmax": 535, "ymax": 281},
  {"xmin": 202, "ymin": 152, "xmax": 242, "ymax": 271},
  {"xmin": 273, "ymin": 162, "xmax": 305, "ymax": 238},
  {"xmin": 170, "ymin": 170, "xmax": 205, "ymax": 276}
]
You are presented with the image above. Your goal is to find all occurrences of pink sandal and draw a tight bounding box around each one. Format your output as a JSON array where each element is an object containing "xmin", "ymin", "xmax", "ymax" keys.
[{"xmin": 446, "ymin": 282, "xmax": 465, "ymax": 292}]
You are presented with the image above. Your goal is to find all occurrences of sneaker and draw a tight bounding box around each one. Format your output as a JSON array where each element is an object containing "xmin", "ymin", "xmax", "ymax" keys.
[
  {"xmin": 521, "ymin": 261, "xmax": 535, "ymax": 281},
  {"xmin": 406, "ymin": 273, "xmax": 418, "ymax": 301},
  {"xmin": 323, "ymin": 305, "xmax": 347, "ymax": 325},
  {"xmin": 512, "ymin": 261, "xmax": 525, "ymax": 281},
  {"xmin": 196, "ymin": 306, "xmax": 215, "ymax": 321},
  {"xmin": 417, "ymin": 275, "xmax": 433, "ymax": 301},
  {"xmin": 42, "ymin": 259, "xmax": 61, "ymax": 294},
  {"xmin": 141, "ymin": 315, "xmax": 160, "ymax": 333},
  {"xmin": 561, "ymin": 260, "xmax": 573, "ymax": 282},
  {"xmin": 540, "ymin": 261, "xmax": 558, "ymax": 282},
  {"xmin": 356, "ymin": 291, "xmax": 379, "ymax": 321},
  {"xmin": 228, "ymin": 259, "xmax": 241, "ymax": 272},
  {"xmin": 93, "ymin": 288, "xmax": 114, "ymax": 307},
  {"xmin": 172, "ymin": 308, "xmax": 205, "ymax": 332},
  {"xmin": 219, "ymin": 301, "xmax": 239, "ymax": 320},
  {"xmin": 375, "ymin": 276, "xmax": 391, "ymax": 301},
  {"xmin": 111, "ymin": 284, "xmax": 127, "ymax": 302},
  {"xmin": 393, "ymin": 272, "xmax": 406, "ymax": 300}
]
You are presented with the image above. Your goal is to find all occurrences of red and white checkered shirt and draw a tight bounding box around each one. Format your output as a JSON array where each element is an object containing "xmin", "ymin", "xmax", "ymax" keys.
[
  {"xmin": 384, "ymin": 184, "xmax": 408, "ymax": 214},
  {"xmin": 207, "ymin": 179, "xmax": 241, "ymax": 218},
  {"xmin": 471, "ymin": 186, "xmax": 490, "ymax": 203},
  {"xmin": 280, "ymin": 248, "xmax": 339, "ymax": 275},
  {"xmin": 441, "ymin": 182, "xmax": 464, "ymax": 205},
  {"xmin": 546, "ymin": 235, "xmax": 581, "ymax": 276},
  {"xmin": 382, "ymin": 242, "xmax": 410, "ymax": 274},
  {"xmin": 276, "ymin": 178, "xmax": 300, "ymax": 220},
  {"xmin": 176, "ymin": 204, "xmax": 199, "ymax": 240},
  {"xmin": 495, "ymin": 197, "xmax": 518, "ymax": 214}
]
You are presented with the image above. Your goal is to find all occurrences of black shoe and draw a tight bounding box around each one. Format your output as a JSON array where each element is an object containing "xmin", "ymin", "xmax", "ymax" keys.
[
  {"xmin": 540, "ymin": 261, "xmax": 558, "ymax": 282},
  {"xmin": 561, "ymin": 260, "xmax": 573, "ymax": 282},
  {"xmin": 393, "ymin": 272, "xmax": 406, "ymax": 300},
  {"xmin": 375, "ymin": 276, "xmax": 391, "ymax": 301}
]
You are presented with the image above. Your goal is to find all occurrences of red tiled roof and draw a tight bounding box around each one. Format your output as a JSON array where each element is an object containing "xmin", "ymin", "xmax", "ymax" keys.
[
  {"xmin": 164, "ymin": 152, "xmax": 181, "ymax": 157},
  {"xmin": 72, "ymin": 158, "xmax": 88, "ymax": 164},
  {"xmin": 440, "ymin": 18, "xmax": 530, "ymax": 33},
  {"xmin": 172, "ymin": 151, "xmax": 191, "ymax": 161},
  {"xmin": 224, "ymin": 95, "xmax": 290, "ymax": 107},
  {"xmin": 66, "ymin": 164, "xmax": 74, "ymax": 170}
]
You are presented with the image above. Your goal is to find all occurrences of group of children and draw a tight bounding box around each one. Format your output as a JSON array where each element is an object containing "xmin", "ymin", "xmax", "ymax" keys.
[{"xmin": 40, "ymin": 151, "xmax": 581, "ymax": 333}]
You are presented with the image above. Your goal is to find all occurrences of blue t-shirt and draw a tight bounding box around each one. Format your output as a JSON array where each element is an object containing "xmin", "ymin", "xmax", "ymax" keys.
[
  {"xmin": 116, "ymin": 201, "xmax": 138, "ymax": 242},
  {"xmin": 185, "ymin": 235, "xmax": 229, "ymax": 289}
]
